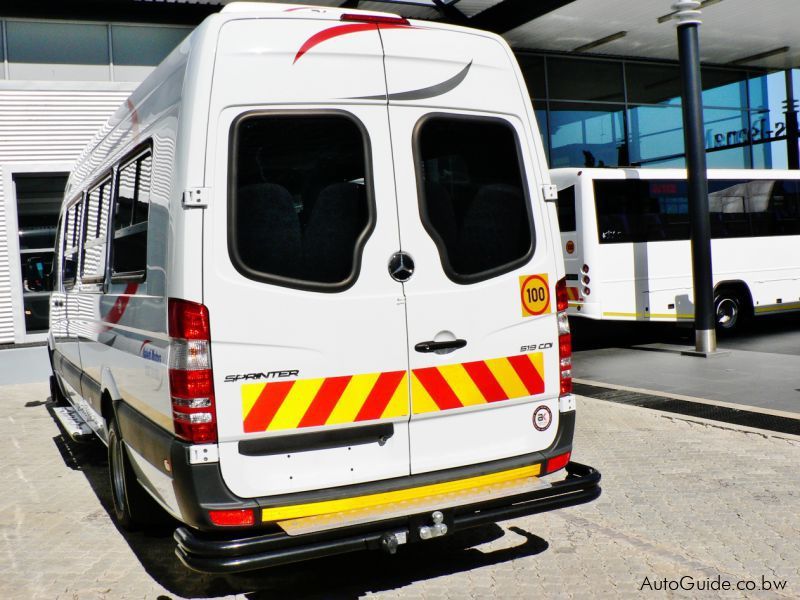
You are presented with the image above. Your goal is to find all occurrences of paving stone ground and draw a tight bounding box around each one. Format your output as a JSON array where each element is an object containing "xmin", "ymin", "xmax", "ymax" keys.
[{"xmin": 1, "ymin": 382, "xmax": 798, "ymax": 599}]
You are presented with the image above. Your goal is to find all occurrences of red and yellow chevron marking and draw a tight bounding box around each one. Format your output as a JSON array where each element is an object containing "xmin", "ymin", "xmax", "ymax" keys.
[
  {"xmin": 242, "ymin": 352, "xmax": 544, "ymax": 432},
  {"xmin": 567, "ymin": 286, "xmax": 580, "ymax": 301}
]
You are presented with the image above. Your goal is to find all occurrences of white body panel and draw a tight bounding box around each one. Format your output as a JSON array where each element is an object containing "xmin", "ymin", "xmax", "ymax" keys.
[
  {"xmin": 380, "ymin": 24, "xmax": 560, "ymax": 473},
  {"xmin": 551, "ymin": 167, "xmax": 800, "ymax": 322},
  {"xmin": 204, "ymin": 19, "xmax": 410, "ymax": 497}
]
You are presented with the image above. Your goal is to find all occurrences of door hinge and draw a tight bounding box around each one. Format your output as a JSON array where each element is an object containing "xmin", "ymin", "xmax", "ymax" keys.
[
  {"xmin": 183, "ymin": 187, "xmax": 210, "ymax": 208},
  {"xmin": 541, "ymin": 184, "xmax": 558, "ymax": 202}
]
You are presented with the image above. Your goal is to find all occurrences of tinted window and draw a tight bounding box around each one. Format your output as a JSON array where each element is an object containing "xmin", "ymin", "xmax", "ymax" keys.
[
  {"xmin": 63, "ymin": 199, "xmax": 84, "ymax": 290},
  {"xmin": 594, "ymin": 178, "xmax": 800, "ymax": 243},
  {"xmin": 547, "ymin": 58, "xmax": 624, "ymax": 102},
  {"xmin": 230, "ymin": 114, "xmax": 372, "ymax": 290},
  {"xmin": 416, "ymin": 116, "xmax": 533, "ymax": 281},
  {"xmin": 111, "ymin": 25, "xmax": 190, "ymax": 66},
  {"xmin": 81, "ymin": 178, "xmax": 112, "ymax": 282},
  {"xmin": 112, "ymin": 151, "xmax": 151, "ymax": 277},
  {"xmin": 6, "ymin": 21, "xmax": 108, "ymax": 64},
  {"xmin": 556, "ymin": 185, "xmax": 576, "ymax": 232}
]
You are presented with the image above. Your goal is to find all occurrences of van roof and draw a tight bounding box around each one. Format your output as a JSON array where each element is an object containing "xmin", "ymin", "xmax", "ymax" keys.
[{"xmin": 221, "ymin": 2, "xmax": 400, "ymax": 19}]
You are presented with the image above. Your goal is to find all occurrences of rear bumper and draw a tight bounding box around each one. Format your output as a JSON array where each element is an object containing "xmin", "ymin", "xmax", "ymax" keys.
[{"xmin": 174, "ymin": 461, "xmax": 601, "ymax": 573}]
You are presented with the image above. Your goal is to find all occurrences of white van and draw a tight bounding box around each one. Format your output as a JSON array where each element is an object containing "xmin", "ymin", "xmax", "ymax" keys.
[{"xmin": 48, "ymin": 2, "xmax": 600, "ymax": 572}]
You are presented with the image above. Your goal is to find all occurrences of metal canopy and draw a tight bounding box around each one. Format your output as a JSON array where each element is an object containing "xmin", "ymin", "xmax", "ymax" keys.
[{"xmin": 504, "ymin": 0, "xmax": 800, "ymax": 69}]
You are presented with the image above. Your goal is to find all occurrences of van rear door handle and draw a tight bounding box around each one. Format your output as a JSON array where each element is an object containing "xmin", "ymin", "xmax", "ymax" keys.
[{"xmin": 414, "ymin": 339, "xmax": 467, "ymax": 353}]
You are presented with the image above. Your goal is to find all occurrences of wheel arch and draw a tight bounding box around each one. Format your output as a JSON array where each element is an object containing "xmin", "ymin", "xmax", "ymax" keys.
[{"xmin": 714, "ymin": 280, "xmax": 754, "ymax": 313}]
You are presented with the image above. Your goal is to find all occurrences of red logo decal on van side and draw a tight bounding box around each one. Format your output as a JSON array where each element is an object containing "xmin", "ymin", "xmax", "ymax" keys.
[{"xmin": 294, "ymin": 22, "xmax": 411, "ymax": 63}]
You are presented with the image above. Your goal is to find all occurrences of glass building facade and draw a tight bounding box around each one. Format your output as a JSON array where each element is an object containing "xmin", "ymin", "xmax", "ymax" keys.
[{"xmin": 518, "ymin": 53, "xmax": 800, "ymax": 170}]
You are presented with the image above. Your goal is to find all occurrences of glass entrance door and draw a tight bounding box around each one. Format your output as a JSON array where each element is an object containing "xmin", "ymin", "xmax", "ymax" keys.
[{"xmin": 14, "ymin": 173, "xmax": 68, "ymax": 335}]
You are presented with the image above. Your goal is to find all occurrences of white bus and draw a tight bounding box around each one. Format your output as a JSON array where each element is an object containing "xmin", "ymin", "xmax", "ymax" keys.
[{"xmin": 550, "ymin": 168, "xmax": 800, "ymax": 332}]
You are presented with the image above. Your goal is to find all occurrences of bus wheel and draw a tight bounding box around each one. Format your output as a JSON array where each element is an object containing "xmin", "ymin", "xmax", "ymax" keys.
[
  {"xmin": 108, "ymin": 420, "xmax": 166, "ymax": 530},
  {"xmin": 714, "ymin": 291, "xmax": 742, "ymax": 332}
]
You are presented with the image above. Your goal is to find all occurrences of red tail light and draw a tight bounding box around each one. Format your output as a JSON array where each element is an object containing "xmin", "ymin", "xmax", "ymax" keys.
[
  {"xmin": 545, "ymin": 451, "xmax": 571, "ymax": 474},
  {"xmin": 168, "ymin": 298, "xmax": 217, "ymax": 443},
  {"xmin": 556, "ymin": 276, "xmax": 569, "ymax": 312},
  {"xmin": 169, "ymin": 298, "xmax": 210, "ymax": 340},
  {"xmin": 208, "ymin": 508, "xmax": 255, "ymax": 527},
  {"xmin": 340, "ymin": 13, "xmax": 410, "ymax": 25},
  {"xmin": 556, "ymin": 277, "xmax": 572, "ymax": 395}
]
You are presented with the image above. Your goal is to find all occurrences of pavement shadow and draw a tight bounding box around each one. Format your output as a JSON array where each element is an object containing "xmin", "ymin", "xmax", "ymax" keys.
[
  {"xmin": 571, "ymin": 311, "xmax": 800, "ymax": 352},
  {"xmin": 46, "ymin": 401, "xmax": 551, "ymax": 599},
  {"xmin": 236, "ymin": 526, "xmax": 549, "ymax": 599}
]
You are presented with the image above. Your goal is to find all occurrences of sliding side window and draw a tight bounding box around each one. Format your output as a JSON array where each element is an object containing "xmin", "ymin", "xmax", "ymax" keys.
[
  {"xmin": 62, "ymin": 197, "xmax": 84, "ymax": 291},
  {"xmin": 81, "ymin": 177, "xmax": 112, "ymax": 284},
  {"xmin": 112, "ymin": 149, "xmax": 151, "ymax": 279}
]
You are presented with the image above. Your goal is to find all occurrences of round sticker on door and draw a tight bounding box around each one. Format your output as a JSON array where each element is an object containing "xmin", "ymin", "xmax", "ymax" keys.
[
  {"xmin": 532, "ymin": 405, "xmax": 552, "ymax": 431},
  {"xmin": 519, "ymin": 274, "xmax": 551, "ymax": 317}
]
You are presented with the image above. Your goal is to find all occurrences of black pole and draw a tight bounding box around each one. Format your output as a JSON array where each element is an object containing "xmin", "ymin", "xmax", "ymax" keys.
[
  {"xmin": 676, "ymin": 5, "xmax": 716, "ymax": 353},
  {"xmin": 784, "ymin": 69, "xmax": 799, "ymax": 170}
]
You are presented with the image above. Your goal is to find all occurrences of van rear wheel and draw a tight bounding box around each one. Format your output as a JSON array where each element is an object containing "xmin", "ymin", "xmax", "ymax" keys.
[{"xmin": 108, "ymin": 419, "xmax": 166, "ymax": 530}]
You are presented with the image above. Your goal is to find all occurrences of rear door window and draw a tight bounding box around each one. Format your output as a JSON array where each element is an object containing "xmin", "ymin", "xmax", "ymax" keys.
[
  {"xmin": 229, "ymin": 113, "xmax": 373, "ymax": 291},
  {"xmin": 414, "ymin": 115, "xmax": 533, "ymax": 282}
]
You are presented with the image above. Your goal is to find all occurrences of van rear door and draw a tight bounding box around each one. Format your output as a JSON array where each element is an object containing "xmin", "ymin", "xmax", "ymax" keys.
[
  {"xmin": 380, "ymin": 26, "xmax": 561, "ymax": 474},
  {"xmin": 204, "ymin": 17, "xmax": 410, "ymax": 498}
]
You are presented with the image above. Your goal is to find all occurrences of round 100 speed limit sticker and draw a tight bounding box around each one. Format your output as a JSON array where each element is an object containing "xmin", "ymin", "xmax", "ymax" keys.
[{"xmin": 519, "ymin": 274, "xmax": 551, "ymax": 317}]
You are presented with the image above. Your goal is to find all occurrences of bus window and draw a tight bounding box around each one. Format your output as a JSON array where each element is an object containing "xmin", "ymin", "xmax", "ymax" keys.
[
  {"xmin": 594, "ymin": 179, "xmax": 689, "ymax": 243},
  {"xmin": 556, "ymin": 185, "xmax": 576, "ymax": 232}
]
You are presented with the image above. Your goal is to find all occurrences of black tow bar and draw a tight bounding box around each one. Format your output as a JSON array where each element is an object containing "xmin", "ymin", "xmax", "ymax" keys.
[{"xmin": 174, "ymin": 462, "xmax": 601, "ymax": 574}]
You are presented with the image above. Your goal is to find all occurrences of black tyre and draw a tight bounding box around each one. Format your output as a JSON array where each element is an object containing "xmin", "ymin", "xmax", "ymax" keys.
[
  {"xmin": 49, "ymin": 374, "xmax": 68, "ymax": 406},
  {"xmin": 714, "ymin": 289, "xmax": 745, "ymax": 333},
  {"xmin": 108, "ymin": 419, "xmax": 166, "ymax": 530}
]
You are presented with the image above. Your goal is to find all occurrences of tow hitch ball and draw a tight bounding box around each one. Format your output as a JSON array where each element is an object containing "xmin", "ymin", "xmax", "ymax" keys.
[
  {"xmin": 380, "ymin": 511, "xmax": 448, "ymax": 554},
  {"xmin": 419, "ymin": 510, "xmax": 448, "ymax": 540}
]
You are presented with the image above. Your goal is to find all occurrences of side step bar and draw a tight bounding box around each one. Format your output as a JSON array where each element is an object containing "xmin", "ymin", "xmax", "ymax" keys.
[{"xmin": 52, "ymin": 406, "xmax": 94, "ymax": 443}]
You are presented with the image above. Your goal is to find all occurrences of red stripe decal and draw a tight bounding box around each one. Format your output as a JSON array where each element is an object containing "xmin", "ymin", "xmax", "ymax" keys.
[
  {"xmin": 101, "ymin": 282, "xmax": 139, "ymax": 331},
  {"xmin": 294, "ymin": 23, "xmax": 375, "ymax": 63},
  {"xmin": 293, "ymin": 22, "xmax": 410, "ymax": 63},
  {"xmin": 413, "ymin": 367, "xmax": 463, "ymax": 411},
  {"xmin": 461, "ymin": 361, "xmax": 508, "ymax": 403},
  {"xmin": 507, "ymin": 354, "xmax": 545, "ymax": 396},
  {"xmin": 355, "ymin": 371, "xmax": 405, "ymax": 422},
  {"xmin": 297, "ymin": 376, "xmax": 352, "ymax": 428},
  {"xmin": 243, "ymin": 381, "xmax": 295, "ymax": 433}
]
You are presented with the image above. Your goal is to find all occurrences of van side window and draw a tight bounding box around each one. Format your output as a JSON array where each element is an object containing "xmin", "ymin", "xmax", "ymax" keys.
[
  {"xmin": 112, "ymin": 150, "xmax": 151, "ymax": 278},
  {"xmin": 229, "ymin": 113, "xmax": 372, "ymax": 290},
  {"xmin": 63, "ymin": 197, "xmax": 84, "ymax": 290},
  {"xmin": 81, "ymin": 177, "xmax": 112, "ymax": 283},
  {"xmin": 556, "ymin": 185, "xmax": 577, "ymax": 232},
  {"xmin": 415, "ymin": 115, "xmax": 533, "ymax": 282}
]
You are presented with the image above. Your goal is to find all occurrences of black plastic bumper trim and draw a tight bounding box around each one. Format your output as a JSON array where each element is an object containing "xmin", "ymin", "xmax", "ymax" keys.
[
  {"xmin": 174, "ymin": 461, "xmax": 600, "ymax": 573},
  {"xmin": 239, "ymin": 422, "xmax": 394, "ymax": 456},
  {"xmin": 113, "ymin": 398, "xmax": 575, "ymax": 532}
]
